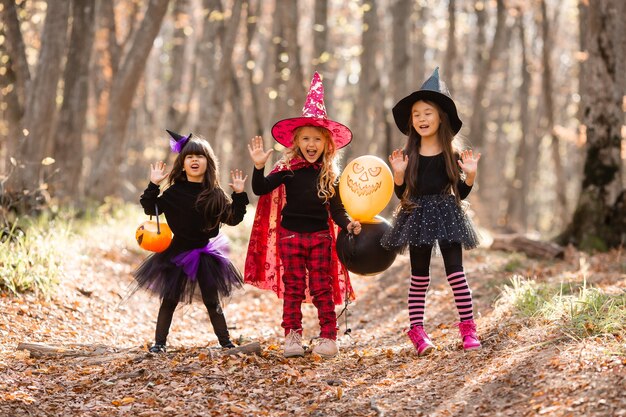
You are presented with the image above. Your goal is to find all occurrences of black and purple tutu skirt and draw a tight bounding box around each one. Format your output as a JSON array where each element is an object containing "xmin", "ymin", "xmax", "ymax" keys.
[
  {"xmin": 381, "ymin": 194, "xmax": 481, "ymax": 252},
  {"xmin": 132, "ymin": 234, "xmax": 243, "ymax": 304}
]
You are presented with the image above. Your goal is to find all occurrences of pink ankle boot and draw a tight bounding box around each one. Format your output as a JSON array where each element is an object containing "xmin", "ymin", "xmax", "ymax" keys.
[
  {"xmin": 458, "ymin": 320, "xmax": 481, "ymax": 350},
  {"xmin": 407, "ymin": 326, "xmax": 435, "ymax": 356}
]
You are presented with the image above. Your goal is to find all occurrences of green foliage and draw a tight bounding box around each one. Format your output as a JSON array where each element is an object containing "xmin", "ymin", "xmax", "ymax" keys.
[
  {"xmin": 499, "ymin": 275, "xmax": 551, "ymax": 317},
  {"xmin": 501, "ymin": 253, "xmax": 525, "ymax": 273},
  {"xmin": 563, "ymin": 286, "xmax": 626, "ymax": 338},
  {"xmin": 0, "ymin": 215, "xmax": 72, "ymax": 296},
  {"xmin": 579, "ymin": 234, "xmax": 609, "ymax": 252},
  {"xmin": 499, "ymin": 276, "xmax": 625, "ymax": 339}
]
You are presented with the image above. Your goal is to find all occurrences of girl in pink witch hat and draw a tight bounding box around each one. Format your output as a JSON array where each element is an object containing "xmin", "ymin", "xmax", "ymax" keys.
[{"xmin": 245, "ymin": 72, "xmax": 361, "ymax": 359}]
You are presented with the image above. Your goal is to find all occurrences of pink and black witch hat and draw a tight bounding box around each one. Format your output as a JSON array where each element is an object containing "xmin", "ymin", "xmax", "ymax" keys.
[
  {"xmin": 271, "ymin": 72, "xmax": 352, "ymax": 149},
  {"xmin": 166, "ymin": 129, "xmax": 192, "ymax": 153}
]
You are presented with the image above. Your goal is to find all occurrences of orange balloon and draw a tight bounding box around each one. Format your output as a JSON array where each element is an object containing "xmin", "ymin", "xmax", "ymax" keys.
[
  {"xmin": 339, "ymin": 155, "xmax": 394, "ymax": 222},
  {"xmin": 136, "ymin": 220, "xmax": 172, "ymax": 252}
]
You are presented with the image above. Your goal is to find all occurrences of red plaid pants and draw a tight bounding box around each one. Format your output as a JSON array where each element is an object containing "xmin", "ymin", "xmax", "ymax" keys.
[{"xmin": 278, "ymin": 226, "xmax": 337, "ymax": 340}]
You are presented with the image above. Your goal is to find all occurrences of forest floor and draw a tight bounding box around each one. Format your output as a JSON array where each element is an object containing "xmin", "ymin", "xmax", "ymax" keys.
[{"xmin": 0, "ymin": 216, "xmax": 625, "ymax": 417}]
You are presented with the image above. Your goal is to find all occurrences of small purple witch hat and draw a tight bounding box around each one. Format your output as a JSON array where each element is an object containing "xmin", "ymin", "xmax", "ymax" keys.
[{"xmin": 167, "ymin": 129, "xmax": 192, "ymax": 153}]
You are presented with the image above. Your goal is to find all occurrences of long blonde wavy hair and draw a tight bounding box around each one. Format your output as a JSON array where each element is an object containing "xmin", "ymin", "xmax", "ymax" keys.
[{"xmin": 284, "ymin": 125, "xmax": 340, "ymax": 203}]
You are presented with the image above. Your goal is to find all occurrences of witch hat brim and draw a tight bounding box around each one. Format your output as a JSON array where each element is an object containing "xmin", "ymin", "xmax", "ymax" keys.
[
  {"xmin": 271, "ymin": 72, "xmax": 352, "ymax": 149},
  {"xmin": 392, "ymin": 67, "xmax": 462, "ymax": 135},
  {"xmin": 271, "ymin": 118, "xmax": 352, "ymax": 149}
]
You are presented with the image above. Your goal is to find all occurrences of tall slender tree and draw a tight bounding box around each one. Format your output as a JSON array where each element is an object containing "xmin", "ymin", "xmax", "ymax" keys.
[
  {"xmin": 3, "ymin": 0, "xmax": 70, "ymax": 198},
  {"xmin": 52, "ymin": 0, "xmax": 96, "ymax": 205},
  {"xmin": 559, "ymin": 0, "xmax": 625, "ymax": 250},
  {"xmin": 88, "ymin": 0, "xmax": 171, "ymax": 199},
  {"xmin": 540, "ymin": 0, "xmax": 567, "ymax": 227}
]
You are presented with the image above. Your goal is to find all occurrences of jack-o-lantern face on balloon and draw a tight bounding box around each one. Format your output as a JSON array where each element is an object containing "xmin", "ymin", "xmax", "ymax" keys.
[{"xmin": 339, "ymin": 155, "xmax": 393, "ymax": 222}]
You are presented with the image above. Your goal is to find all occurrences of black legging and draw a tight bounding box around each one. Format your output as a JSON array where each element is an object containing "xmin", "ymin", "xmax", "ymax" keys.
[
  {"xmin": 409, "ymin": 243, "xmax": 464, "ymax": 276},
  {"xmin": 154, "ymin": 277, "xmax": 231, "ymax": 346}
]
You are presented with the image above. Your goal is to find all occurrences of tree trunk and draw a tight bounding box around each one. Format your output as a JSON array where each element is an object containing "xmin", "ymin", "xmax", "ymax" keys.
[
  {"xmin": 390, "ymin": 0, "xmax": 411, "ymax": 150},
  {"xmin": 88, "ymin": 0, "xmax": 171, "ymax": 199},
  {"xmin": 8, "ymin": 0, "xmax": 70, "ymax": 195},
  {"xmin": 559, "ymin": 0, "xmax": 625, "ymax": 250},
  {"xmin": 540, "ymin": 0, "xmax": 567, "ymax": 228},
  {"xmin": 203, "ymin": 0, "xmax": 244, "ymax": 139},
  {"xmin": 505, "ymin": 13, "xmax": 533, "ymax": 232},
  {"xmin": 0, "ymin": 62, "xmax": 22, "ymax": 175},
  {"xmin": 52, "ymin": 0, "xmax": 96, "ymax": 205},
  {"xmin": 0, "ymin": 0, "xmax": 30, "ymax": 111},
  {"xmin": 410, "ymin": 3, "xmax": 427, "ymax": 91},
  {"xmin": 312, "ymin": 0, "xmax": 328, "ymax": 75},
  {"xmin": 195, "ymin": 0, "xmax": 223, "ymax": 135},
  {"xmin": 278, "ymin": 1, "xmax": 305, "ymax": 115},
  {"xmin": 487, "ymin": 32, "xmax": 513, "ymax": 230},
  {"xmin": 166, "ymin": 0, "xmax": 191, "ymax": 131},
  {"xmin": 443, "ymin": 0, "xmax": 457, "ymax": 94},
  {"xmin": 229, "ymin": 71, "xmax": 247, "ymax": 175},
  {"xmin": 350, "ymin": 0, "xmax": 381, "ymax": 159},
  {"xmin": 241, "ymin": 0, "xmax": 263, "ymax": 137},
  {"xmin": 91, "ymin": 0, "xmax": 118, "ymax": 139},
  {"xmin": 468, "ymin": 0, "xmax": 507, "ymax": 149}
]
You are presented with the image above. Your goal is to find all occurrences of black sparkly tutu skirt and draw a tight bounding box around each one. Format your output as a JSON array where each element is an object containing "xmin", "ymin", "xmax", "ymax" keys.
[
  {"xmin": 131, "ymin": 235, "xmax": 243, "ymax": 304},
  {"xmin": 381, "ymin": 194, "xmax": 481, "ymax": 252}
]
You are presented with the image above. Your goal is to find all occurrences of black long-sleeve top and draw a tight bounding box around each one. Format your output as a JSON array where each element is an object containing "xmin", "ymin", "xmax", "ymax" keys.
[
  {"xmin": 394, "ymin": 153, "xmax": 473, "ymax": 200},
  {"xmin": 140, "ymin": 181, "xmax": 249, "ymax": 251},
  {"xmin": 252, "ymin": 166, "xmax": 350, "ymax": 233}
]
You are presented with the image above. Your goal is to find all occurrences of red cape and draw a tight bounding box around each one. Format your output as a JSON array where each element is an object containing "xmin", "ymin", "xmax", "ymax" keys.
[{"xmin": 244, "ymin": 158, "xmax": 354, "ymax": 305}]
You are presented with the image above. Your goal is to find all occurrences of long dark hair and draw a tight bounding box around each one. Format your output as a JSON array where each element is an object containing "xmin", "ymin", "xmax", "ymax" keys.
[
  {"xmin": 401, "ymin": 100, "xmax": 461, "ymax": 210},
  {"xmin": 168, "ymin": 136, "xmax": 231, "ymax": 230}
]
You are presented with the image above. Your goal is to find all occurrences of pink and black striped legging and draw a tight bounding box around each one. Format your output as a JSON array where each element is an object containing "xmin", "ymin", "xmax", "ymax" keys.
[{"xmin": 407, "ymin": 243, "xmax": 475, "ymax": 328}]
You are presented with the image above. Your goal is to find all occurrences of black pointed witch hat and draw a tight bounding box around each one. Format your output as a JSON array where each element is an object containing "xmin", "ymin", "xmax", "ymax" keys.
[{"xmin": 392, "ymin": 67, "xmax": 462, "ymax": 135}]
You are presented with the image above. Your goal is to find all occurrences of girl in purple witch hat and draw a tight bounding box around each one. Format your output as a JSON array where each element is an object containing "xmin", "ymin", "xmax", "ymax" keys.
[
  {"xmin": 132, "ymin": 130, "xmax": 249, "ymax": 353},
  {"xmin": 382, "ymin": 67, "xmax": 482, "ymax": 356}
]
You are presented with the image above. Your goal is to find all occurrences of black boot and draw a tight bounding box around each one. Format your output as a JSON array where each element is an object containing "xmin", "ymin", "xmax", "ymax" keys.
[{"xmin": 149, "ymin": 343, "xmax": 167, "ymax": 353}]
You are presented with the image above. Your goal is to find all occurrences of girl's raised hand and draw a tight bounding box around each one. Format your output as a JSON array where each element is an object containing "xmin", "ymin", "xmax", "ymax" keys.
[
  {"xmin": 150, "ymin": 161, "xmax": 169, "ymax": 185},
  {"xmin": 388, "ymin": 149, "xmax": 409, "ymax": 174},
  {"xmin": 457, "ymin": 149, "xmax": 481, "ymax": 177},
  {"xmin": 248, "ymin": 136, "xmax": 273, "ymax": 169},
  {"xmin": 229, "ymin": 169, "xmax": 248, "ymax": 193}
]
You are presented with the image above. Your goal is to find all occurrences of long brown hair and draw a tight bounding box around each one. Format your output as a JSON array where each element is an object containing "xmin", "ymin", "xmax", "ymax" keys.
[
  {"xmin": 168, "ymin": 136, "xmax": 231, "ymax": 230},
  {"xmin": 401, "ymin": 100, "xmax": 461, "ymax": 209},
  {"xmin": 284, "ymin": 125, "xmax": 340, "ymax": 202}
]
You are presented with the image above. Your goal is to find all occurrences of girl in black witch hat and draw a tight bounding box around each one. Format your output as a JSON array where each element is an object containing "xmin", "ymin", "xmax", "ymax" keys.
[
  {"xmin": 381, "ymin": 67, "xmax": 482, "ymax": 356},
  {"xmin": 132, "ymin": 130, "xmax": 249, "ymax": 353}
]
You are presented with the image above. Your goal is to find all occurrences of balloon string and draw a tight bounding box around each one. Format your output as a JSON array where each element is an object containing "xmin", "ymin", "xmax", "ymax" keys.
[{"xmin": 337, "ymin": 232, "xmax": 354, "ymax": 335}]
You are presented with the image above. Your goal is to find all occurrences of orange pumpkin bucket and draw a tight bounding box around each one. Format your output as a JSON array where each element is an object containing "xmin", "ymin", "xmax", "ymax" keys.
[{"xmin": 136, "ymin": 205, "xmax": 172, "ymax": 252}]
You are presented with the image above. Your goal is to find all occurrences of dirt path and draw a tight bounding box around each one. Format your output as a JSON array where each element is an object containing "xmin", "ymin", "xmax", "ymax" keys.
[{"xmin": 1, "ymin": 226, "xmax": 624, "ymax": 416}]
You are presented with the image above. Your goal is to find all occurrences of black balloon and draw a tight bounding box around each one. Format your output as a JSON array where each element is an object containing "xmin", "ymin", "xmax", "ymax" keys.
[{"xmin": 336, "ymin": 216, "xmax": 397, "ymax": 276}]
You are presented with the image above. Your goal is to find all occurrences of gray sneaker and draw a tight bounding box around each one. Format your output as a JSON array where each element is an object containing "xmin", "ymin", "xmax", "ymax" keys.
[
  {"xmin": 312, "ymin": 338, "xmax": 338, "ymax": 358},
  {"xmin": 284, "ymin": 330, "xmax": 305, "ymax": 358}
]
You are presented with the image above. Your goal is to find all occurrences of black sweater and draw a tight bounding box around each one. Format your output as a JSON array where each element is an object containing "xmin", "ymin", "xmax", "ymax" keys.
[
  {"xmin": 140, "ymin": 181, "xmax": 249, "ymax": 251},
  {"xmin": 252, "ymin": 166, "xmax": 350, "ymax": 233},
  {"xmin": 394, "ymin": 153, "xmax": 473, "ymax": 199}
]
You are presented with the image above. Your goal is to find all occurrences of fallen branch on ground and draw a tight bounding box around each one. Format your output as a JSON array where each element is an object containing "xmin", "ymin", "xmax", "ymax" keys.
[{"xmin": 490, "ymin": 234, "xmax": 564, "ymax": 259}]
